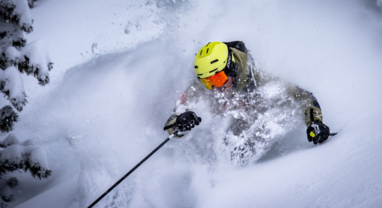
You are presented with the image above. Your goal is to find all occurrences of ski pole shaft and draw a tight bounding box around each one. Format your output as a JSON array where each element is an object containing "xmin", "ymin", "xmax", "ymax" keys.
[{"xmin": 88, "ymin": 134, "xmax": 174, "ymax": 208}]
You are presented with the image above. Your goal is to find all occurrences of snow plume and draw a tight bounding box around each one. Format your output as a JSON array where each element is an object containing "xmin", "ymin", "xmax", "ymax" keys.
[
  {"xmin": 14, "ymin": 39, "xmax": 211, "ymax": 207},
  {"xmin": 222, "ymin": 83, "xmax": 305, "ymax": 165},
  {"xmin": 177, "ymin": 79, "xmax": 306, "ymax": 166},
  {"xmin": 18, "ymin": 40, "xmax": 307, "ymax": 207}
]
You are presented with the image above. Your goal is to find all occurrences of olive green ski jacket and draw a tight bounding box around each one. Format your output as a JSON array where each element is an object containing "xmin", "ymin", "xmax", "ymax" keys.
[{"xmin": 165, "ymin": 41, "xmax": 323, "ymax": 137}]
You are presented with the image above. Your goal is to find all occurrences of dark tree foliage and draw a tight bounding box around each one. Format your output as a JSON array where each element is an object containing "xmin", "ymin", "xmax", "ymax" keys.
[
  {"xmin": 1, "ymin": 194, "xmax": 12, "ymax": 203},
  {"xmin": 0, "ymin": 1, "xmax": 52, "ymax": 207},
  {"xmin": 0, "ymin": 0, "xmax": 52, "ymax": 135},
  {"xmin": 0, "ymin": 2, "xmax": 33, "ymax": 33},
  {"xmin": 0, "ymin": 139, "xmax": 52, "ymax": 205},
  {"xmin": 16, "ymin": 55, "xmax": 52, "ymax": 86},
  {"xmin": 0, "ymin": 32, "xmax": 5, "ymax": 39},
  {"xmin": 0, "ymin": 155, "xmax": 52, "ymax": 179},
  {"xmin": 0, "ymin": 106, "xmax": 18, "ymax": 134},
  {"xmin": 6, "ymin": 177, "xmax": 18, "ymax": 187}
]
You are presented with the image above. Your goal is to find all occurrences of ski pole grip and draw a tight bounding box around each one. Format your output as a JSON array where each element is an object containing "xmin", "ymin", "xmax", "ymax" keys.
[{"xmin": 164, "ymin": 124, "xmax": 174, "ymax": 131}]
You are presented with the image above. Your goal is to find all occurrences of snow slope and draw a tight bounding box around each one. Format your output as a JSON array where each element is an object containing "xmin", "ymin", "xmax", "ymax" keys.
[{"xmin": 6, "ymin": 0, "xmax": 382, "ymax": 207}]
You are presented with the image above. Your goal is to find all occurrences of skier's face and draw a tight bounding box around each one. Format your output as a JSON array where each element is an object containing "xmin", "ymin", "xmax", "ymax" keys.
[
  {"xmin": 199, "ymin": 70, "xmax": 228, "ymax": 90},
  {"xmin": 213, "ymin": 76, "xmax": 233, "ymax": 93}
]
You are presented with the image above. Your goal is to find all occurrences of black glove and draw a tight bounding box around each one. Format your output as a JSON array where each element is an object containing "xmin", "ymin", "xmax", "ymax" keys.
[
  {"xmin": 307, "ymin": 121, "xmax": 330, "ymax": 144},
  {"xmin": 173, "ymin": 111, "xmax": 202, "ymax": 135}
]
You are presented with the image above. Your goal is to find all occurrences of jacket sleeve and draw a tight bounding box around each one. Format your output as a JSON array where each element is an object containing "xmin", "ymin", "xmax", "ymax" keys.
[
  {"xmin": 164, "ymin": 80, "xmax": 204, "ymax": 137},
  {"xmin": 245, "ymin": 51, "xmax": 323, "ymax": 126},
  {"xmin": 287, "ymin": 86, "xmax": 324, "ymax": 126}
]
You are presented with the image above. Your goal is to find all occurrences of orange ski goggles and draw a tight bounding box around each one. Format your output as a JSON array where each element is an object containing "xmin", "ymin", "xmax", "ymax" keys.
[{"xmin": 199, "ymin": 70, "xmax": 228, "ymax": 90}]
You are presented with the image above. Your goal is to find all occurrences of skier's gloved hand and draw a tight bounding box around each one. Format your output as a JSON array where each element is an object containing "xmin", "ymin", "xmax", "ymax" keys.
[
  {"xmin": 163, "ymin": 111, "xmax": 202, "ymax": 137},
  {"xmin": 307, "ymin": 120, "xmax": 330, "ymax": 144},
  {"xmin": 173, "ymin": 111, "xmax": 202, "ymax": 136}
]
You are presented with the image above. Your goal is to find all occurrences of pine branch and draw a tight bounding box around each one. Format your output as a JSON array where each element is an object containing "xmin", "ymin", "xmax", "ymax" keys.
[
  {"xmin": 0, "ymin": 2, "xmax": 33, "ymax": 33},
  {"xmin": 1, "ymin": 202, "xmax": 8, "ymax": 208},
  {"xmin": 6, "ymin": 177, "xmax": 17, "ymax": 187},
  {"xmin": 0, "ymin": 106, "xmax": 18, "ymax": 134},
  {"xmin": 0, "ymin": 154, "xmax": 52, "ymax": 179},
  {"xmin": 12, "ymin": 39, "xmax": 26, "ymax": 48},
  {"xmin": 0, "ymin": 32, "xmax": 6, "ymax": 39}
]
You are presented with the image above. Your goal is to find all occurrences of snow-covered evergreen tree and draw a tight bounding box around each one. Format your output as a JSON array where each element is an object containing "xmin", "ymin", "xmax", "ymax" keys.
[
  {"xmin": 0, "ymin": 133, "xmax": 51, "ymax": 207},
  {"xmin": 0, "ymin": 1, "xmax": 52, "ymax": 207},
  {"xmin": 0, "ymin": 0, "xmax": 53, "ymax": 134}
]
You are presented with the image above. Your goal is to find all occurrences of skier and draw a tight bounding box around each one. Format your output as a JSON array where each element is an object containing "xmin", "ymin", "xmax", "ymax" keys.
[{"xmin": 163, "ymin": 41, "xmax": 330, "ymax": 161}]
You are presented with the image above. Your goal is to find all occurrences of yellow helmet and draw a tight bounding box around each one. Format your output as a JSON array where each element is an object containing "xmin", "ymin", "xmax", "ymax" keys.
[{"xmin": 194, "ymin": 42, "xmax": 228, "ymax": 79}]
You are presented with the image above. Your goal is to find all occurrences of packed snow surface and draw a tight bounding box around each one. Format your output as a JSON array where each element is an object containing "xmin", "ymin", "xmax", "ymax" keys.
[{"xmin": 3, "ymin": 0, "xmax": 382, "ymax": 207}]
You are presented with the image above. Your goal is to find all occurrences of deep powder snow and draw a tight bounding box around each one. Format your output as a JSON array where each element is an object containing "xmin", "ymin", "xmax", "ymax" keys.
[{"xmin": 4, "ymin": 0, "xmax": 382, "ymax": 207}]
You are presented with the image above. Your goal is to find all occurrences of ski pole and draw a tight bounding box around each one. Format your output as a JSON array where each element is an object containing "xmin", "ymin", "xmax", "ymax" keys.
[{"xmin": 88, "ymin": 134, "xmax": 175, "ymax": 208}]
